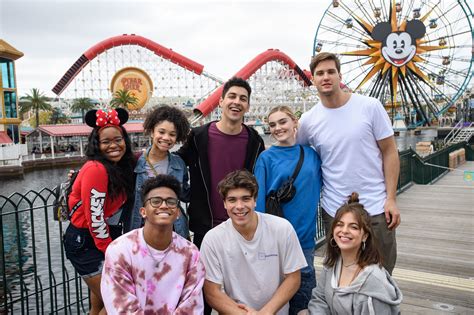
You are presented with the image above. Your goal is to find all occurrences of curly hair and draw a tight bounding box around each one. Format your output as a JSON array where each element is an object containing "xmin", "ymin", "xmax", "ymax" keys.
[
  {"xmin": 143, "ymin": 105, "xmax": 190, "ymax": 143},
  {"xmin": 141, "ymin": 174, "xmax": 182, "ymax": 203},
  {"xmin": 85, "ymin": 125, "xmax": 135, "ymax": 200},
  {"xmin": 324, "ymin": 192, "xmax": 382, "ymax": 269}
]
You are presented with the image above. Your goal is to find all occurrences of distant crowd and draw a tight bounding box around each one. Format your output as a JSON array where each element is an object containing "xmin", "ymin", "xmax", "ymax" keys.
[{"xmin": 62, "ymin": 53, "xmax": 402, "ymax": 315}]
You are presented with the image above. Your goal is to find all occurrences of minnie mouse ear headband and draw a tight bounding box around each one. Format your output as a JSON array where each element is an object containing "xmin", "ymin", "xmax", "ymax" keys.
[{"xmin": 85, "ymin": 108, "xmax": 129, "ymax": 132}]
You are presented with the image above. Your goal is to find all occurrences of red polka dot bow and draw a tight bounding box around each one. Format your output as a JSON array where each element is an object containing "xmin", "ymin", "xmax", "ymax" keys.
[{"xmin": 95, "ymin": 109, "xmax": 121, "ymax": 127}]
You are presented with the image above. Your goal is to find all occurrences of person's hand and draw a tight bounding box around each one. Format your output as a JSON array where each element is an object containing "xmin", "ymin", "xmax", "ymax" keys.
[
  {"xmin": 67, "ymin": 169, "xmax": 75, "ymax": 180},
  {"xmin": 384, "ymin": 198, "xmax": 401, "ymax": 230},
  {"xmin": 244, "ymin": 306, "xmax": 272, "ymax": 315},
  {"xmin": 238, "ymin": 304, "xmax": 259, "ymax": 315},
  {"xmin": 239, "ymin": 304, "xmax": 264, "ymax": 315}
]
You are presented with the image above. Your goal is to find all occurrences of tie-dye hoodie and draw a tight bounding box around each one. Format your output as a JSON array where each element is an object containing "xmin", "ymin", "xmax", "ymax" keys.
[{"xmin": 101, "ymin": 228, "xmax": 205, "ymax": 314}]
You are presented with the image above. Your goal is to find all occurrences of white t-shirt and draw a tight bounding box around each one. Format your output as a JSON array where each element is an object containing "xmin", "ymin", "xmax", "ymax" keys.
[
  {"xmin": 200, "ymin": 212, "xmax": 307, "ymax": 315},
  {"xmin": 297, "ymin": 93, "xmax": 393, "ymax": 216}
]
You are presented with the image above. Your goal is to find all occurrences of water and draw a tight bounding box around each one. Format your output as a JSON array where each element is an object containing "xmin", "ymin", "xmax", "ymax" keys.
[
  {"xmin": 2, "ymin": 166, "xmax": 70, "ymax": 196},
  {"xmin": 393, "ymin": 129, "xmax": 438, "ymax": 151},
  {"xmin": 1, "ymin": 166, "xmax": 77, "ymax": 312}
]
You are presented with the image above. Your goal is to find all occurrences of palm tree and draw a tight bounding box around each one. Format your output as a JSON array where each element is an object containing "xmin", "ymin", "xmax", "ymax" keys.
[
  {"xmin": 70, "ymin": 97, "xmax": 95, "ymax": 123},
  {"xmin": 110, "ymin": 89, "xmax": 138, "ymax": 109},
  {"xmin": 49, "ymin": 107, "xmax": 70, "ymax": 124},
  {"xmin": 19, "ymin": 88, "xmax": 52, "ymax": 128}
]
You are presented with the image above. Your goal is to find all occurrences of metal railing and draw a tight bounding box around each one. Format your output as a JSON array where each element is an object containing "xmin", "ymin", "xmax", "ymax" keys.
[
  {"xmin": 412, "ymin": 142, "xmax": 469, "ymax": 184},
  {"xmin": 397, "ymin": 142, "xmax": 471, "ymax": 187},
  {"xmin": 0, "ymin": 188, "xmax": 89, "ymax": 314},
  {"xmin": 315, "ymin": 207, "xmax": 326, "ymax": 248},
  {"xmin": 316, "ymin": 142, "xmax": 473, "ymax": 248},
  {"xmin": 443, "ymin": 119, "xmax": 464, "ymax": 146},
  {"xmin": 1, "ymin": 142, "xmax": 472, "ymax": 313}
]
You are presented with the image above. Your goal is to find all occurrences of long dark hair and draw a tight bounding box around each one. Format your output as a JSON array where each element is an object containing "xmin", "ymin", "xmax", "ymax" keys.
[
  {"xmin": 85, "ymin": 125, "xmax": 135, "ymax": 200},
  {"xmin": 324, "ymin": 192, "xmax": 382, "ymax": 269}
]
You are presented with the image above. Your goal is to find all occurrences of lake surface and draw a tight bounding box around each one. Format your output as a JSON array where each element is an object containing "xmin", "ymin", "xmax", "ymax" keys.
[{"xmin": 2, "ymin": 166, "xmax": 70, "ymax": 196}]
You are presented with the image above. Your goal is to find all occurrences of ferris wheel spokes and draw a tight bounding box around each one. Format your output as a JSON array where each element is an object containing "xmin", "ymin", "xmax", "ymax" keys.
[{"xmin": 314, "ymin": 0, "xmax": 472, "ymax": 126}]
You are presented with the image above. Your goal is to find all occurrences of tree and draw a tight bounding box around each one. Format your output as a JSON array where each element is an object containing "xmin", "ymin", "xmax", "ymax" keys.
[
  {"xmin": 110, "ymin": 89, "xmax": 138, "ymax": 109},
  {"xmin": 49, "ymin": 107, "xmax": 70, "ymax": 124},
  {"xmin": 28, "ymin": 111, "xmax": 51, "ymax": 127},
  {"xmin": 70, "ymin": 97, "xmax": 95, "ymax": 122},
  {"xmin": 19, "ymin": 88, "xmax": 52, "ymax": 128}
]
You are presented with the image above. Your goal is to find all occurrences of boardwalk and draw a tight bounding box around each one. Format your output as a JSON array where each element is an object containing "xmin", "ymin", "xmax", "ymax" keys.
[{"xmin": 316, "ymin": 161, "xmax": 474, "ymax": 314}]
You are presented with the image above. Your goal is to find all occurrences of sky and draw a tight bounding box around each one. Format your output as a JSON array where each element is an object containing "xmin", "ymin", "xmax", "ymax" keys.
[{"xmin": 1, "ymin": 0, "xmax": 328, "ymax": 97}]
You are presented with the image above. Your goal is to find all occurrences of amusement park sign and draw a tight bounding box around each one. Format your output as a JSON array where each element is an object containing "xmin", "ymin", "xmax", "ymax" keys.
[{"xmin": 110, "ymin": 67, "xmax": 153, "ymax": 110}]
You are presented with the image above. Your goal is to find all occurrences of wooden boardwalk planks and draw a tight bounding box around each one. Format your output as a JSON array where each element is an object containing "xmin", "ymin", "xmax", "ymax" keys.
[
  {"xmin": 395, "ymin": 161, "xmax": 474, "ymax": 313},
  {"xmin": 316, "ymin": 161, "xmax": 474, "ymax": 314}
]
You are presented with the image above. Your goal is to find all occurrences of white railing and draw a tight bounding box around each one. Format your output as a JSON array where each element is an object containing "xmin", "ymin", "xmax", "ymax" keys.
[
  {"xmin": 443, "ymin": 119, "xmax": 464, "ymax": 146},
  {"xmin": 0, "ymin": 144, "xmax": 28, "ymax": 165}
]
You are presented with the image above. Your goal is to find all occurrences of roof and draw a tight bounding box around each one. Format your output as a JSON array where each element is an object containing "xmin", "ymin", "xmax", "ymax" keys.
[
  {"xmin": 20, "ymin": 126, "xmax": 34, "ymax": 136},
  {"xmin": 0, "ymin": 131, "xmax": 13, "ymax": 144},
  {"xmin": 0, "ymin": 39, "xmax": 24, "ymax": 60},
  {"xmin": 28, "ymin": 122, "xmax": 144, "ymax": 137}
]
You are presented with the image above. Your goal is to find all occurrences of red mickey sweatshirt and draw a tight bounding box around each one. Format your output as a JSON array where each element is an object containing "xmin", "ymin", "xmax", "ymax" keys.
[{"xmin": 68, "ymin": 161, "xmax": 126, "ymax": 253}]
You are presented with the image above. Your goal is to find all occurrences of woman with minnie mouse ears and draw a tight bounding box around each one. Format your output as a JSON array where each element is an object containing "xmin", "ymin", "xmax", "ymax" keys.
[{"xmin": 62, "ymin": 108, "xmax": 136, "ymax": 315}]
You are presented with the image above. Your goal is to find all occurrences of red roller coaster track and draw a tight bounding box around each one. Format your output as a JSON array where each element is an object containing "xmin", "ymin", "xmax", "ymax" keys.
[
  {"xmin": 52, "ymin": 34, "xmax": 312, "ymax": 117},
  {"xmin": 194, "ymin": 48, "xmax": 312, "ymax": 116},
  {"xmin": 52, "ymin": 34, "xmax": 204, "ymax": 96}
]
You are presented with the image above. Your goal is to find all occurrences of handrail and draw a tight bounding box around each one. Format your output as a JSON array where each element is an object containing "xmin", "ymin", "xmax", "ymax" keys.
[{"xmin": 443, "ymin": 118, "xmax": 464, "ymax": 145}]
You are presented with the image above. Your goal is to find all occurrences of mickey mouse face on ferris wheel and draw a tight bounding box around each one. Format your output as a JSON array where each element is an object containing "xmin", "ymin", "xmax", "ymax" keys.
[{"xmin": 372, "ymin": 20, "xmax": 426, "ymax": 67}]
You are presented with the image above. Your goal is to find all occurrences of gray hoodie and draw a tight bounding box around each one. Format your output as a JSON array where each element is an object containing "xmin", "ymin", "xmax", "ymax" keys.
[{"xmin": 308, "ymin": 258, "xmax": 402, "ymax": 315}]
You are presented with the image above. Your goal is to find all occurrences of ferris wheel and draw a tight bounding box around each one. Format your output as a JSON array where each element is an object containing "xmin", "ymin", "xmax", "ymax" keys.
[{"xmin": 313, "ymin": 0, "xmax": 473, "ymax": 126}]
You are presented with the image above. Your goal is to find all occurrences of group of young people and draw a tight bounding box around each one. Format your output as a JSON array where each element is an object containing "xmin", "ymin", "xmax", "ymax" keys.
[{"xmin": 62, "ymin": 52, "xmax": 403, "ymax": 314}]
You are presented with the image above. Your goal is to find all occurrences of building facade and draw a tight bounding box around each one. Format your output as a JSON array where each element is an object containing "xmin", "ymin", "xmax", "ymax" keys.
[{"xmin": 0, "ymin": 39, "xmax": 23, "ymax": 144}]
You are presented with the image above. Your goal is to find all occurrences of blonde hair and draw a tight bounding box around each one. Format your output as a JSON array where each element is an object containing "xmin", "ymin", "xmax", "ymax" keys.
[{"xmin": 267, "ymin": 106, "xmax": 298, "ymax": 122}]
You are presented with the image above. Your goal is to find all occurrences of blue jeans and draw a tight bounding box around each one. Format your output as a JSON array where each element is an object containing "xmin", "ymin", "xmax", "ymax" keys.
[
  {"xmin": 173, "ymin": 206, "xmax": 190, "ymax": 239},
  {"xmin": 289, "ymin": 247, "xmax": 316, "ymax": 315}
]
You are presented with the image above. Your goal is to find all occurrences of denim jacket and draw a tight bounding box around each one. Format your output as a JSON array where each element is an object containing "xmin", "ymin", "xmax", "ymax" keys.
[{"xmin": 126, "ymin": 148, "xmax": 191, "ymax": 238}]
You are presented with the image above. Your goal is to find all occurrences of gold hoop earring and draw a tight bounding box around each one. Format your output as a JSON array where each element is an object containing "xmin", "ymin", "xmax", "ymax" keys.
[{"xmin": 330, "ymin": 237, "xmax": 338, "ymax": 248}]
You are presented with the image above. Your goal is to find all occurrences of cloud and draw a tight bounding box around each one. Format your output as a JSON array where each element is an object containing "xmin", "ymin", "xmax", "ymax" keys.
[{"xmin": 1, "ymin": 0, "xmax": 327, "ymax": 96}]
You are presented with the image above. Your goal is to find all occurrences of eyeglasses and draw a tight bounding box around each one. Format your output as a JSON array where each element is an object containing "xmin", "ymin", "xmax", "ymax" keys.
[
  {"xmin": 144, "ymin": 196, "xmax": 179, "ymax": 208},
  {"xmin": 99, "ymin": 137, "xmax": 124, "ymax": 146}
]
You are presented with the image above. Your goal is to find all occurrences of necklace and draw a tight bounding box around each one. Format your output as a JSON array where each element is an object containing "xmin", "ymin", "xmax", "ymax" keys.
[
  {"xmin": 338, "ymin": 264, "xmax": 362, "ymax": 287},
  {"xmin": 145, "ymin": 151, "xmax": 160, "ymax": 176},
  {"xmin": 143, "ymin": 229, "xmax": 171, "ymax": 268},
  {"xmin": 343, "ymin": 260, "xmax": 358, "ymax": 268},
  {"xmin": 345, "ymin": 266, "xmax": 361, "ymax": 286}
]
